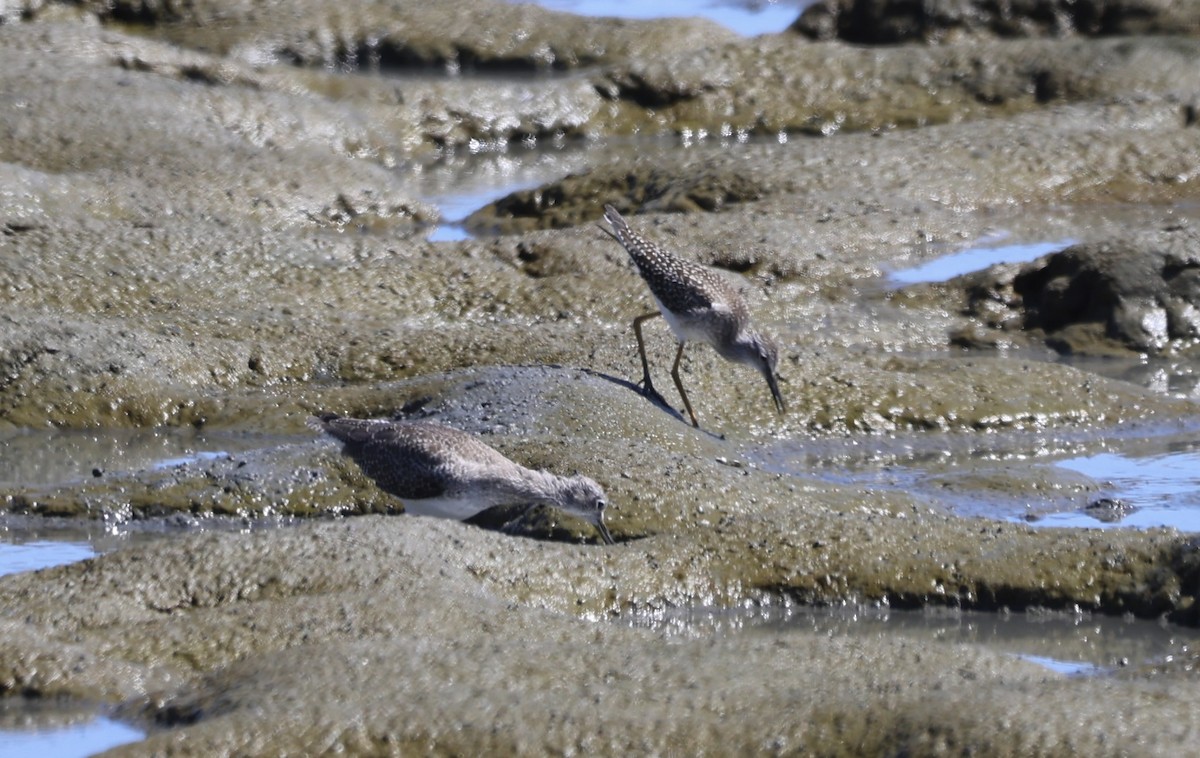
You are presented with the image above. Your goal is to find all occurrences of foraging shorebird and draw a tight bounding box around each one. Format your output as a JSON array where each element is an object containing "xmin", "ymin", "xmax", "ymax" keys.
[
  {"xmin": 310, "ymin": 413, "xmax": 614, "ymax": 545},
  {"xmin": 600, "ymin": 204, "xmax": 785, "ymax": 427}
]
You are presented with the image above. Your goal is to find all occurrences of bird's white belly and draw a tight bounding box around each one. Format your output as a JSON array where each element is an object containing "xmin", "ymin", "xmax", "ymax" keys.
[
  {"xmin": 404, "ymin": 496, "xmax": 489, "ymax": 521},
  {"xmin": 653, "ymin": 294, "xmax": 718, "ymax": 345}
]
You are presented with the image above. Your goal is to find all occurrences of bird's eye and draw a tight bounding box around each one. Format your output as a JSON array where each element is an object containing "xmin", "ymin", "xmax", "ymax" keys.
[{"xmin": 597, "ymin": 499, "xmax": 607, "ymax": 509}]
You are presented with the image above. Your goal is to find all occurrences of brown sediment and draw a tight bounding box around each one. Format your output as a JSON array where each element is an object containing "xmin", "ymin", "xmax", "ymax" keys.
[{"xmin": 3, "ymin": 1, "xmax": 1200, "ymax": 753}]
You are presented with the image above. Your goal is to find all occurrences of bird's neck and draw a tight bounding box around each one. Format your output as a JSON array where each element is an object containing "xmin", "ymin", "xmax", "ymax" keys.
[
  {"xmin": 719, "ymin": 330, "xmax": 760, "ymax": 365},
  {"xmin": 493, "ymin": 466, "xmax": 563, "ymax": 507}
]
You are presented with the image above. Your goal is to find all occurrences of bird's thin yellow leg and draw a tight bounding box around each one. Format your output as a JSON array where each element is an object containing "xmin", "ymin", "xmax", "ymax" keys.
[
  {"xmin": 632, "ymin": 311, "xmax": 662, "ymax": 393},
  {"xmin": 671, "ymin": 342, "xmax": 699, "ymax": 428}
]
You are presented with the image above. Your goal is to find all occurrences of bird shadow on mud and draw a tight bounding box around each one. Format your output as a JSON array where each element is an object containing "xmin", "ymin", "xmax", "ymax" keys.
[
  {"xmin": 580, "ymin": 368, "xmax": 684, "ymax": 422},
  {"xmin": 580, "ymin": 368, "xmax": 727, "ymax": 441}
]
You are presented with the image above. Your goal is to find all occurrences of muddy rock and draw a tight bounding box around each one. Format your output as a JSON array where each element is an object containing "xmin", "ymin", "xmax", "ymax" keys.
[
  {"xmin": 0, "ymin": 0, "xmax": 44, "ymax": 24},
  {"xmin": 959, "ymin": 226, "xmax": 1200, "ymax": 355},
  {"xmin": 591, "ymin": 34, "xmax": 1200, "ymax": 139},
  {"xmin": 4, "ymin": 4, "xmax": 1200, "ymax": 754},
  {"xmin": 2, "ymin": 363, "xmax": 1200, "ymax": 749},
  {"xmin": 43, "ymin": 0, "xmax": 1200, "ymax": 144},
  {"xmin": 4, "ymin": 372, "xmax": 1200, "ymax": 752},
  {"xmin": 792, "ymin": 0, "xmax": 1200, "ymax": 43},
  {"xmin": 59, "ymin": 0, "xmax": 738, "ymax": 71},
  {"xmin": 473, "ymin": 96, "xmax": 1200, "ymax": 234},
  {"xmin": 0, "ymin": 22, "xmax": 434, "ymax": 227},
  {"xmin": 8, "ymin": 356, "xmax": 1197, "ymax": 527},
  {"xmin": 0, "ymin": 513, "xmax": 1196, "ymax": 754}
]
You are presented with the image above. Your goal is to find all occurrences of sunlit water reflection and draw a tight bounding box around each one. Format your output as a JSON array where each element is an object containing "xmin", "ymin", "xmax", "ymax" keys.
[
  {"xmin": 754, "ymin": 420, "xmax": 1200, "ymax": 531},
  {"xmin": 0, "ymin": 427, "xmax": 275, "ymax": 488},
  {"xmin": 0, "ymin": 700, "xmax": 143, "ymax": 758},
  {"xmin": 0, "ymin": 427, "xmax": 293, "ymax": 579},
  {"xmin": 890, "ymin": 239, "xmax": 1073, "ymax": 284},
  {"xmin": 410, "ymin": 142, "xmax": 599, "ymax": 241},
  {"xmin": 513, "ymin": 0, "xmax": 814, "ymax": 37},
  {"xmin": 1028, "ymin": 448, "xmax": 1200, "ymax": 530},
  {"xmin": 0, "ymin": 539, "xmax": 96, "ymax": 578},
  {"xmin": 621, "ymin": 604, "xmax": 1195, "ymax": 676}
]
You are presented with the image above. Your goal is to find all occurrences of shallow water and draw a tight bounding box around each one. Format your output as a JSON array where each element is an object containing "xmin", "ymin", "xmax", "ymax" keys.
[
  {"xmin": 0, "ymin": 700, "xmax": 143, "ymax": 758},
  {"xmin": 753, "ymin": 403, "xmax": 1200, "ymax": 530},
  {"xmin": 625, "ymin": 604, "xmax": 1195, "ymax": 676},
  {"xmin": 1060, "ymin": 353, "xmax": 1200, "ymax": 401},
  {"xmin": 515, "ymin": 0, "xmax": 813, "ymax": 37},
  {"xmin": 0, "ymin": 718, "xmax": 143, "ymax": 758},
  {"xmin": 889, "ymin": 238, "xmax": 1073, "ymax": 284},
  {"xmin": 0, "ymin": 426, "xmax": 277, "ymax": 488},
  {"xmin": 0, "ymin": 424, "xmax": 292, "ymax": 580},
  {"xmin": 1029, "ymin": 447, "xmax": 1200, "ymax": 530},
  {"xmin": 409, "ymin": 141, "xmax": 601, "ymax": 241},
  {"xmin": 0, "ymin": 521, "xmax": 188, "ymax": 579},
  {"xmin": 0, "ymin": 539, "xmax": 96, "ymax": 578}
]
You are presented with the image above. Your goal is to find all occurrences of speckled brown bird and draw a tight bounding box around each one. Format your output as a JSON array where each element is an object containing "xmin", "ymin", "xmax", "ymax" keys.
[
  {"xmin": 601, "ymin": 204, "xmax": 785, "ymax": 427},
  {"xmin": 310, "ymin": 414, "xmax": 613, "ymax": 545}
]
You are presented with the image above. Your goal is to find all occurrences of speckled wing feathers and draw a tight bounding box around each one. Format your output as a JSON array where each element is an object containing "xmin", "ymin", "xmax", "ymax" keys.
[
  {"xmin": 314, "ymin": 416, "xmax": 445, "ymax": 499},
  {"xmin": 603, "ymin": 205, "xmax": 748, "ymax": 338},
  {"xmin": 313, "ymin": 416, "xmax": 513, "ymax": 501}
]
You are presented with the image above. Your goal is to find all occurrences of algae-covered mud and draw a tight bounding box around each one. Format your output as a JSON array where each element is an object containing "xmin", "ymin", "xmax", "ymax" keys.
[{"xmin": 3, "ymin": 0, "xmax": 1200, "ymax": 754}]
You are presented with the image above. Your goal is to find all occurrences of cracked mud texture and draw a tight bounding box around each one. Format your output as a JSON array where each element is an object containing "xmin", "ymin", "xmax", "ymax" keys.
[{"xmin": 3, "ymin": 1, "xmax": 1200, "ymax": 754}]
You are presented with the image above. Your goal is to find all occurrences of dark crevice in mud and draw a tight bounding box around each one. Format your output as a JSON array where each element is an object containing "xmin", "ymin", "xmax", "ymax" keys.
[
  {"xmin": 1168, "ymin": 537, "xmax": 1200, "ymax": 626},
  {"xmin": 707, "ymin": 256, "xmax": 759, "ymax": 274},
  {"xmin": 469, "ymin": 167, "xmax": 770, "ymax": 234},
  {"xmin": 601, "ymin": 73, "xmax": 701, "ymax": 109},
  {"xmin": 3, "ymin": 222, "xmax": 40, "ymax": 235},
  {"xmin": 0, "ymin": 343, "xmax": 59, "ymax": 396},
  {"xmin": 277, "ymin": 41, "xmax": 582, "ymax": 76},
  {"xmin": 149, "ymin": 700, "xmax": 208, "ymax": 729}
]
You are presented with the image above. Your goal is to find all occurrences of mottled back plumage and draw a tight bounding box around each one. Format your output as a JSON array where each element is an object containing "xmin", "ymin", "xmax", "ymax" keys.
[
  {"xmin": 602, "ymin": 205, "xmax": 749, "ymax": 344},
  {"xmin": 310, "ymin": 414, "xmax": 516, "ymax": 501}
]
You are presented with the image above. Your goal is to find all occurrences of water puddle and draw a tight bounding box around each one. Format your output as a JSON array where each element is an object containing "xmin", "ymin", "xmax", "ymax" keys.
[
  {"xmin": 0, "ymin": 538, "xmax": 96, "ymax": 578},
  {"xmin": 0, "ymin": 426, "xmax": 291, "ymax": 579},
  {"xmin": 1015, "ymin": 654, "xmax": 1102, "ymax": 676},
  {"xmin": 515, "ymin": 0, "xmax": 813, "ymax": 37},
  {"xmin": 777, "ymin": 607, "xmax": 1190, "ymax": 676},
  {"xmin": 0, "ymin": 521, "xmax": 183, "ymax": 579},
  {"xmin": 1026, "ymin": 447, "xmax": 1200, "ymax": 530},
  {"xmin": 1059, "ymin": 353, "xmax": 1200, "ymax": 401},
  {"xmin": 890, "ymin": 238, "xmax": 1073, "ymax": 285},
  {"xmin": 0, "ymin": 515, "xmax": 306, "ymax": 581},
  {"xmin": 754, "ymin": 420, "xmax": 1200, "ymax": 531},
  {"xmin": 624, "ymin": 605, "xmax": 1193, "ymax": 676},
  {"xmin": 0, "ymin": 700, "xmax": 143, "ymax": 757},
  {"xmin": 408, "ymin": 142, "xmax": 600, "ymax": 241},
  {"xmin": 0, "ymin": 426, "xmax": 275, "ymax": 488}
]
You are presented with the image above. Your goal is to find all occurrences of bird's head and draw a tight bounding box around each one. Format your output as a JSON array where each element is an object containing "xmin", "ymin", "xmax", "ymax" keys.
[
  {"xmin": 745, "ymin": 331, "xmax": 786, "ymax": 415},
  {"xmin": 558, "ymin": 475, "xmax": 615, "ymax": 545}
]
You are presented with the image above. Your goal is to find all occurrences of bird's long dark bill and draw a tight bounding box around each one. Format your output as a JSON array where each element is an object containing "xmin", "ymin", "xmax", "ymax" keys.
[
  {"xmin": 596, "ymin": 518, "xmax": 616, "ymax": 546},
  {"xmin": 766, "ymin": 371, "xmax": 786, "ymax": 414}
]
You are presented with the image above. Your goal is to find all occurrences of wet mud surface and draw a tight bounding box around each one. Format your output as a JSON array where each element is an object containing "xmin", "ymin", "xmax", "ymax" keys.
[{"xmin": 2, "ymin": 0, "xmax": 1200, "ymax": 754}]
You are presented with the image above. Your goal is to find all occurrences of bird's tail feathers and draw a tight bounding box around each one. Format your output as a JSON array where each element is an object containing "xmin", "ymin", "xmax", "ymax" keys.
[
  {"xmin": 308, "ymin": 412, "xmax": 375, "ymax": 444},
  {"xmin": 602, "ymin": 204, "xmax": 632, "ymax": 243},
  {"xmin": 306, "ymin": 412, "xmax": 340, "ymax": 434}
]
